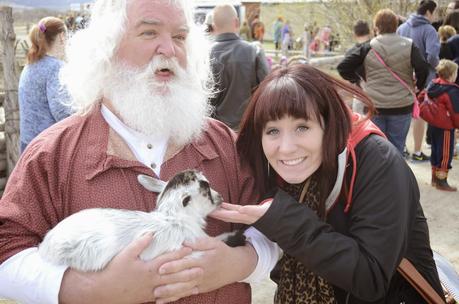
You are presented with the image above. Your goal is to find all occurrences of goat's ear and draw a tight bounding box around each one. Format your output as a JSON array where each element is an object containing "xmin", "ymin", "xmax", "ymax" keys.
[
  {"xmin": 137, "ymin": 175, "xmax": 167, "ymax": 193},
  {"xmin": 182, "ymin": 195, "xmax": 191, "ymax": 207}
]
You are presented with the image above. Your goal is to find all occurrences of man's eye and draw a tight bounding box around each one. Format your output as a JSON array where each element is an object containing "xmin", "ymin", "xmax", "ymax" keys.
[
  {"xmin": 141, "ymin": 31, "xmax": 156, "ymax": 37},
  {"xmin": 174, "ymin": 35, "xmax": 187, "ymax": 41}
]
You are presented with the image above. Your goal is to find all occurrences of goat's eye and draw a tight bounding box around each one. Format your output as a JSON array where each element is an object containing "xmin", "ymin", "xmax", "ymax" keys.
[{"xmin": 182, "ymin": 195, "xmax": 191, "ymax": 207}]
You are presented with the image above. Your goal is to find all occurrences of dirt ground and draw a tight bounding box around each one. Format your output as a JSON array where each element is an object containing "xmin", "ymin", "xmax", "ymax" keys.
[{"xmin": 252, "ymin": 127, "xmax": 459, "ymax": 303}]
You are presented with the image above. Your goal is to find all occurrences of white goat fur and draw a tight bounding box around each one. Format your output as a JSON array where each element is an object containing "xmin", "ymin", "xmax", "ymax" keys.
[{"xmin": 38, "ymin": 170, "xmax": 223, "ymax": 272}]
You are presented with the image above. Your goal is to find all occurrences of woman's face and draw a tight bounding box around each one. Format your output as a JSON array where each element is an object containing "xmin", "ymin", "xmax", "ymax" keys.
[{"xmin": 262, "ymin": 115, "xmax": 324, "ymax": 184}]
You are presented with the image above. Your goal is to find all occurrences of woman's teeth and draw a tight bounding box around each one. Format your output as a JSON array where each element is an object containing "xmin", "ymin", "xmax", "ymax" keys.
[{"xmin": 281, "ymin": 157, "xmax": 305, "ymax": 166}]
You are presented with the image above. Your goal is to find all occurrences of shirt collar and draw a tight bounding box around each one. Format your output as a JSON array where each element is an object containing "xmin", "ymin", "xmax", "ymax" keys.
[
  {"xmin": 83, "ymin": 104, "xmax": 220, "ymax": 181},
  {"xmin": 100, "ymin": 104, "xmax": 168, "ymax": 176}
]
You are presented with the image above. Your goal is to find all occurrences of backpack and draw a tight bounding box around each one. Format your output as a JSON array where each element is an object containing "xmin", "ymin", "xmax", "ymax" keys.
[{"xmin": 418, "ymin": 90, "xmax": 456, "ymax": 129}]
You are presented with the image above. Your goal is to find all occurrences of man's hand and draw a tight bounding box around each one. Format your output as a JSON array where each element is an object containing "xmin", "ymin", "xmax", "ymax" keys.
[
  {"xmin": 153, "ymin": 237, "xmax": 258, "ymax": 303},
  {"xmin": 210, "ymin": 201, "xmax": 272, "ymax": 225},
  {"xmin": 59, "ymin": 233, "xmax": 203, "ymax": 304}
]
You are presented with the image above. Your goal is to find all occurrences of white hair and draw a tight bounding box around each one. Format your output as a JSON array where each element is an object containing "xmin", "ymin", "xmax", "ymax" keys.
[{"xmin": 61, "ymin": 0, "xmax": 214, "ymax": 114}]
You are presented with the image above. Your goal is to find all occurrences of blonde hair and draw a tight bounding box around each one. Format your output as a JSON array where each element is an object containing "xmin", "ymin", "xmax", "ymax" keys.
[
  {"xmin": 436, "ymin": 59, "xmax": 458, "ymax": 80},
  {"xmin": 27, "ymin": 16, "xmax": 66, "ymax": 64},
  {"xmin": 438, "ymin": 25, "xmax": 456, "ymax": 42}
]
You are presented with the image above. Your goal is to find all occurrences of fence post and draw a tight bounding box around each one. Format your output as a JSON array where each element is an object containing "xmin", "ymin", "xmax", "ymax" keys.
[{"xmin": 0, "ymin": 6, "xmax": 21, "ymax": 176}]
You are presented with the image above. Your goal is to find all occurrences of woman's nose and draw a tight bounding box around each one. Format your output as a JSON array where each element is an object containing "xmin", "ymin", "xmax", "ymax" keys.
[{"xmin": 278, "ymin": 134, "xmax": 296, "ymax": 153}]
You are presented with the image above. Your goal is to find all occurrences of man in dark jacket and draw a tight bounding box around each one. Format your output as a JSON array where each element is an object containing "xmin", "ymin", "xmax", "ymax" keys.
[{"xmin": 209, "ymin": 4, "xmax": 269, "ymax": 130}]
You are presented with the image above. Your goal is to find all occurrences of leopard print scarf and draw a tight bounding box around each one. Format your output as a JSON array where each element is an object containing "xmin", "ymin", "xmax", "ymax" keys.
[{"xmin": 275, "ymin": 177, "xmax": 337, "ymax": 304}]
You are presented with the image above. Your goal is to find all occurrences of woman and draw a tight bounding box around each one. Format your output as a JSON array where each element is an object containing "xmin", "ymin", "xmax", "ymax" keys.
[
  {"xmin": 337, "ymin": 9, "xmax": 428, "ymax": 156},
  {"xmin": 19, "ymin": 16, "xmax": 73, "ymax": 152},
  {"xmin": 211, "ymin": 64, "xmax": 443, "ymax": 303}
]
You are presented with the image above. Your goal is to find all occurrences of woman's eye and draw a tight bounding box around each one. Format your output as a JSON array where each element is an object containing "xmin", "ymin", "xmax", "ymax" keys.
[
  {"xmin": 266, "ymin": 128, "xmax": 279, "ymax": 136},
  {"xmin": 297, "ymin": 126, "xmax": 309, "ymax": 132}
]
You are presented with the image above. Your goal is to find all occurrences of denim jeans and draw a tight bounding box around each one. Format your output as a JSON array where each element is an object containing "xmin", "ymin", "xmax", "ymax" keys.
[{"xmin": 371, "ymin": 113, "xmax": 412, "ymax": 154}]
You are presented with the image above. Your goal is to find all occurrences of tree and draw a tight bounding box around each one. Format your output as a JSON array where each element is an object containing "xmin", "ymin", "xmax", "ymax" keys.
[{"xmin": 316, "ymin": 0, "xmax": 419, "ymax": 46}]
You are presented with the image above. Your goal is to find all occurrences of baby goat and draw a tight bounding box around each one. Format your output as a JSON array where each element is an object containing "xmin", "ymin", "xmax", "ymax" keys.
[{"xmin": 38, "ymin": 170, "xmax": 224, "ymax": 272}]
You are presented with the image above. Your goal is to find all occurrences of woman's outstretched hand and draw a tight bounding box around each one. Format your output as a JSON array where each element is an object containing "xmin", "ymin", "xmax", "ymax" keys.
[{"xmin": 210, "ymin": 201, "xmax": 272, "ymax": 225}]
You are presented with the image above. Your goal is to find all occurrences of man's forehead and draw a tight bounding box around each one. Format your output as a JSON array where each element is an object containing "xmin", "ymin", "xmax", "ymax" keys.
[{"xmin": 127, "ymin": 0, "xmax": 187, "ymax": 24}]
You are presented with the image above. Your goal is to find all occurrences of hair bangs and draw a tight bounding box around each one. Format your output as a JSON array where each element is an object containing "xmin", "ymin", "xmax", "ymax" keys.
[{"xmin": 253, "ymin": 75, "xmax": 320, "ymax": 130}]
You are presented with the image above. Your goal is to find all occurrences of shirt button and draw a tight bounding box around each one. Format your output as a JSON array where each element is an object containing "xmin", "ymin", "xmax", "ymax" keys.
[
  {"xmin": 147, "ymin": 144, "xmax": 153, "ymax": 149},
  {"xmin": 151, "ymin": 163, "xmax": 157, "ymax": 169}
]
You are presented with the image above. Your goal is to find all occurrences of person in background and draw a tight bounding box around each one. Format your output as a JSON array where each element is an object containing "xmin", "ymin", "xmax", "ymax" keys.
[
  {"xmin": 338, "ymin": 20, "xmax": 372, "ymax": 114},
  {"xmin": 273, "ymin": 16, "xmax": 283, "ymax": 50},
  {"xmin": 281, "ymin": 20, "xmax": 291, "ymax": 56},
  {"xmin": 439, "ymin": 25, "xmax": 456, "ymax": 59},
  {"xmin": 254, "ymin": 20, "xmax": 265, "ymax": 43},
  {"xmin": 432, "ymin": 1, "xmax": 459, "ymax": 30},
  {"xmin": 338, "ymin": 20, "xmax": 371, "ymax": 88},
  {"xmin": 204, "ymin": 11, "xmax": 214, "ymax": 36},
  {"xmin": 397, "ymin": 0, "xmax": 440, "ymax": 162},
  {"xmin": 211, "ymin": 63, "xmax": 443, "ymax": 304},
  {"xmin": 18, "ymin": 16, "xmax": 73, "ymax": 153},
  {"xmin": 0, "ymin": 0, "xmax": 280, "ymax": 303},
  {"xmin": 443, "ymin": 10, "xmax": 459, "ymax": 32},
  {"xmin": 239, "ymin": 20, "xmax": 252, "ymax": 41},
  {"xmin": 209, "ymin": 4, "xmax": 269, "ymax": 130},
  {"xmin": 424, "ymin": 59, "xmax": 458, "ymax": 191},
  {"xmin": 338, "ymin": 9, "xmax": 428, "ymax": 154},
  {"xmin": 302, "ymin": 23, "xmax": 311, "ymax": 59}
]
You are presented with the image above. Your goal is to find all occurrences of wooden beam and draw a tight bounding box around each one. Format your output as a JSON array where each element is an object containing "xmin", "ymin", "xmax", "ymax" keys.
[{"xmin": 0, "ymin": 6, "xmax": 21, "ymax": 176}]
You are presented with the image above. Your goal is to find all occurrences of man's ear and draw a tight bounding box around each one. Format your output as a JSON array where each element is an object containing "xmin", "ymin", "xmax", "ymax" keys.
[{"xmin": 182, "ymin": 195, "xmax": 191, "ymax": 207}]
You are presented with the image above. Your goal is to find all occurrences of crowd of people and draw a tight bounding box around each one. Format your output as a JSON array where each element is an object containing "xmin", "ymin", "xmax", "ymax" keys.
[
  {"xmin": 0, "ymin": 0, "xmax": 458, "ymax": 303},
  {"xmin": 338, "ymin": 0, "xmax": 459, "ymax": 192}
]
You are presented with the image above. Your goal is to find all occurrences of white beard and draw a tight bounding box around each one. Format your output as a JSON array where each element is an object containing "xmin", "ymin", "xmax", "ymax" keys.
[{"xmin": 104, "ymin": 56, "xmax": 211, "ymax": 146}]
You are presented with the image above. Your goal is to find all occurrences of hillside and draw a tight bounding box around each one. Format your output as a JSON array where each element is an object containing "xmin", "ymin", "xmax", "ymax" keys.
[{"xmin": 0, "ymin": 0, "xmax": 88, "ymax": 10}]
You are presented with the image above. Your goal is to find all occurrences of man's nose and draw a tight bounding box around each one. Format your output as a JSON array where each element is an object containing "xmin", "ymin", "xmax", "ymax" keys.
[{"xmin": 157, "ymin": 36, "xmax": 176, "ymax": 58}]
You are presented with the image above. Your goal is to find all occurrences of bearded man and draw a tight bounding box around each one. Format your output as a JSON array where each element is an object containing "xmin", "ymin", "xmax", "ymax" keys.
[{"xmin": 0, "ymin": 0, "xmax": 280, "ymax": 303}]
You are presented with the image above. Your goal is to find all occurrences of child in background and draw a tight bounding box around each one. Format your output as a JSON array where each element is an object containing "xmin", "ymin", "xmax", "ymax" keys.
[
  {"xmin": 426, "ymin": 59, "xmax": 459, "ymax": 191},
  {"xmin": 438, "ymin": 25, "xmax": 456, "ymax": 59}
]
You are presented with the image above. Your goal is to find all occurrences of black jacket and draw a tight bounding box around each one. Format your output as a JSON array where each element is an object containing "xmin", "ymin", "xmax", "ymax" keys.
[
  {"xmin": 254, "ymin": 135, "xmax": 443, "ymax": 303},
  {"xmin": 209, "ymin": 33, "xmax": 269, "ymax": 130},
  {"xmin": 337, "ymin": 41, "xmax": 428, "ymax": 91}
]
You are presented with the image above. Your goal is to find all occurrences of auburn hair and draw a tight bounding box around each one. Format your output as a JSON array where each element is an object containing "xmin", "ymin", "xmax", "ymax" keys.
[
  {"xmin": 237, "ymin": 64, "xmax": 374, "ymax": 218},
  {"xmin": 373, "ymin": 9, "xmax": 398, "ymax": 34},
  {"xmin": 27, "ymin": 16, "xmax": 66, "ymax": 64}
]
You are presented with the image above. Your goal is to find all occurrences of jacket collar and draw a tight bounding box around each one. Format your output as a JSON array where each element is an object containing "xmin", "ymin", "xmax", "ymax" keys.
[{"xmin": 215, "ymin": 32, "xmax": 240, "ymax": 42}]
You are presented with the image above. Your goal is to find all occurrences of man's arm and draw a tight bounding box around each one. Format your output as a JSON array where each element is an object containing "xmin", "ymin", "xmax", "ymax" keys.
[
  {"xmin": 0, "ymin": 248, "xmax": 67, "ymax": 304},
  {"xmin": 59, "ymin": 235, "xmax": 201, "ymax": 304},
  {"xmin": 153, "ymin": 237, "xmax": 258, "ymax": 303},
  {"xmin": 0, "ymin": 236, "xmax": 201, "ymax": 304},
  {"xmin": 336, "ymin": 42, "xmax": 370, "ymax": 85},
  {"xmin": 425, "ymin": 28, "xmax": 440, "ymax": 69},
  {"xmin": 411, "ymin": 44, "xmax": 429, "ymax": 90},
  {"xmin": 255, "ymin": 47, "xmax": 269, "ymax": 84}
]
